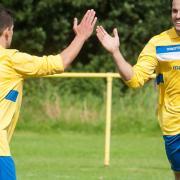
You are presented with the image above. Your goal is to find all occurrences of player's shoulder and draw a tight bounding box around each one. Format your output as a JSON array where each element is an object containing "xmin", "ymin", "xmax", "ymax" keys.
[
  {"xmin": 4, "ymin": 48, "xmax": 19, "ymax": 56},
  {"xmin": 0, "ymin": 47, "xmax": 19, "ymax": 57},
  {"xmin": 149, "ymin": 28, "xmax": 176, "ymax": 44}
]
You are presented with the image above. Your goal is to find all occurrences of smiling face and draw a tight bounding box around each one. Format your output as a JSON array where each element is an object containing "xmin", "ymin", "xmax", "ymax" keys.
[{"xmin": 172, "ymin": 0, "xmax": 180, "ymax": 36}]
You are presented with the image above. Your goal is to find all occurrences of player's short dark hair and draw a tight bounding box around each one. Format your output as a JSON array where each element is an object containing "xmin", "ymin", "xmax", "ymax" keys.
[{"xmin": 0, "ymin": 4, "xmax": 13, "ymax": 35}]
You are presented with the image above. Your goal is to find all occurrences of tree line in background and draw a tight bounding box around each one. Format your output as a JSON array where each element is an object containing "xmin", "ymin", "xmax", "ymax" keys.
[
  {"xmin": 1, "ymin": 0, "xmax": 172, "ymax": 95},
  {"xmin": 2, "ymin": 0, "xmax": 171, "ymax": 68}
]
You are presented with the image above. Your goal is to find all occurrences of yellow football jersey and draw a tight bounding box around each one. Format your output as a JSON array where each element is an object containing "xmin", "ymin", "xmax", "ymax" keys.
[
  {"xmin": 125, "ymin": 28, "xmax": 180, "ymax": 135},
  {"xmin": 0, "ymin": 46, "xmax": 64, "ymax": 155}
]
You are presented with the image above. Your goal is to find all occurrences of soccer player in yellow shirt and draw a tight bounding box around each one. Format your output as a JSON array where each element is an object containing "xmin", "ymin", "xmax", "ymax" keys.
[
  {"xmin": 96, "ymin": 0, "xmax": 180, "ymax": 179},
  {"xmin": 0, "ymin": 4, "xmax": 97, "ymax": 180}
]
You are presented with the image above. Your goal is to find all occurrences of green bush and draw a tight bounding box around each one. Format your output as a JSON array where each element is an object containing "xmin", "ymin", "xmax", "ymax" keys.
[{"xmin": 17, "ymin": 78, "xmax": 160, "ymax": 134}]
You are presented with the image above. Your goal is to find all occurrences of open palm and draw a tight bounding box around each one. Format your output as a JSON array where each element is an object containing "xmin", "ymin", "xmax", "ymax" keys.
[
  {"xmin": 73, "ymin": 9, "xmax": 97, "ymax": 41},
  {"xmin": 96, "ymin": 26, "xmax": 120, "ymax": 54}
]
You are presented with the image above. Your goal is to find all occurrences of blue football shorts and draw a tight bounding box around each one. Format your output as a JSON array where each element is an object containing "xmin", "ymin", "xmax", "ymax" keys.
[
  {"xmin": 163, "ymin": 134, "xmax": 180, "ymax": 172},
  {"xmin": 0, "ymin": 156, "xmax": 16, "ymax": 180}
]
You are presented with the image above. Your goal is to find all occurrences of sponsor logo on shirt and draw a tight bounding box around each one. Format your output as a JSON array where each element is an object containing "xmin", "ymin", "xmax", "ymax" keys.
[
  {"xmin": 173, "ymin": 66, "xmax": 180, "ymax": 70},
  {"xmin": 156, "ymin": 45, "xmax": 180, "ymax": 61}
]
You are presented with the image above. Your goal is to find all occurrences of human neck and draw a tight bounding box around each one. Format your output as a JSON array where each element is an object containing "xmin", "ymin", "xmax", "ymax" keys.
[
  {"xmin": 175, "ymin": 29, "xmax": 180, "ymax": 37},
  {"xmin": 0, "ymin": 37, "xmax": 7, "ymax": 48}
]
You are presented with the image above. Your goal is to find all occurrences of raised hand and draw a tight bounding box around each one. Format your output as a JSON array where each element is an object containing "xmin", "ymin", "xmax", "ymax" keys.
[
  {"xmin": 73, "ymin": 9, "xmax": 97, "ymax": 41},
  {"xmin": 96, "ymin": 26, "xmax": 120, "ymax": 54}
]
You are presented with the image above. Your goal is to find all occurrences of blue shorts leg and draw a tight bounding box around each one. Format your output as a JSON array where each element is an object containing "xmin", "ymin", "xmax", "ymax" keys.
[
  {"xmin": 0, "ymin": 156, "xmax": 16, "ymax": 180},
  {"xmin": 163, "ymin": 134, "xmax": 180, "ymax": 172}
]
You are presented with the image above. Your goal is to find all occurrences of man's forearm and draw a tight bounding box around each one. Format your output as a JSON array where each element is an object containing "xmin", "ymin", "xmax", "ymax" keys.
[
  {"xmin": 112, "ymin": 50, "xmax": 134, "ymax": 81},
  {"xmin": 60, "ymin": 35, "xmax": 86, "ymax": 70}
]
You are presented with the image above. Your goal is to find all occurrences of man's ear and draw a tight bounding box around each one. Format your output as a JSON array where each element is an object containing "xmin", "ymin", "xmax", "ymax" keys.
[{"xmin": 3, "ymin": 27, "xmax": 10, "ymax": 40}]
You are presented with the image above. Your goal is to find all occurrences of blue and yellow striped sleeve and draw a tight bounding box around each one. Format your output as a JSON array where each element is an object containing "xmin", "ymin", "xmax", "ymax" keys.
[
  {"xmin": 124, "ymin": 39, "xmax": 158, "ymax": 88},
  {"xmin": 10, "ymin": 51, "xmax": 64, "ymax": 77}
]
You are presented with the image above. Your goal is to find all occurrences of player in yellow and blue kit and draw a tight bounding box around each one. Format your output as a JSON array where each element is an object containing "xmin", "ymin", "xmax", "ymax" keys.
[
  {"xmin": 96, "ymin": 0, "xmax": 180, "ymax": 179},
  {"xmin": 0, "ymin": 5, "xmax": 97, "ymax": 180}
]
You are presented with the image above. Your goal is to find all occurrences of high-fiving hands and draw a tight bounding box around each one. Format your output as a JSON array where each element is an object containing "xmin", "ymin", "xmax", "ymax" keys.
[
  {"xmin": 61, "ymin": 9, "xmax": 126, "ymax": 74},
  {"xmin": 72, "ymin": 9, "xmax": 121, "ymax": 54}
]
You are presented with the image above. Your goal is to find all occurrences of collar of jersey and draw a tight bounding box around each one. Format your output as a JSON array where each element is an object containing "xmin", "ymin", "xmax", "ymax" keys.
[{"xmin": 168, "ymin": 27, "xmax": 180, "ymax": 39}]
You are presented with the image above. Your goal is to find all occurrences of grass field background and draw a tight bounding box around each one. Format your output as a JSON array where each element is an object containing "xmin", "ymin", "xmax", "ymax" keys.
[
  {"xmin": 12, "ymin": 79, "xmax": 173, "ymax": 179},
  {"xmin": 11, "ymin": 131, "xmax": 173, "ymax": 180}
]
